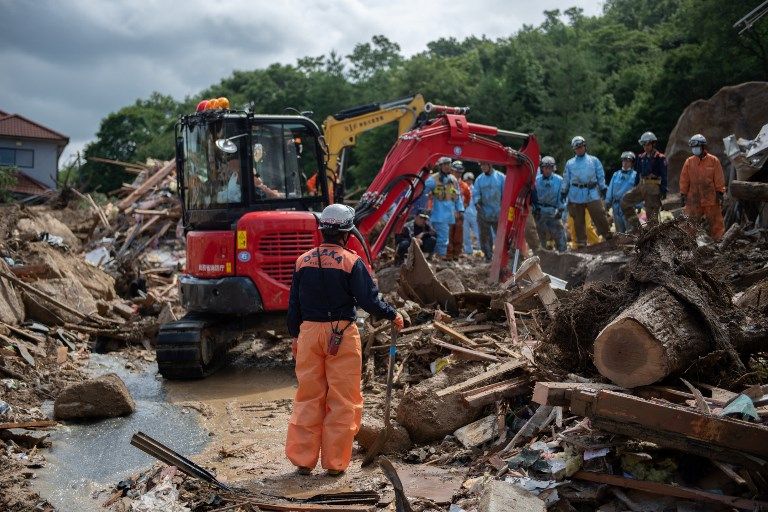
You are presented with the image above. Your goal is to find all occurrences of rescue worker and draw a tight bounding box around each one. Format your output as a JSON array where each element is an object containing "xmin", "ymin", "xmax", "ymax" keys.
[
  {"xmin": 447, "ymin": 161, "xmax": 471, "ymax": 259},
  {"xmin": 472, "ymin": 162, "xmax": 505, "ymax": 261},
  {"xmin": 621, "ymin": 131, "xmax": 668, "ymax": 231},
  {"xmin": 394, "ymin": 208, "xmax": 437, "ymax": 264},
  {"xmin": 533, "ymin": 156, "xmax": 567, "ymax": 251},
  {"xmin": 462, "ymin": 172, "xmax": 480, "ymax": 255},
  {"xmin": 680, "ymin": 134, "xmax": 726, "ymax": 240},
  {"xmin": 424, "ymin": 157, "xmax": 465, "ymax": 258},
  {"xmin": 286, "ymin": 204, "xmax": 404, "ymax": 476},
  {"xmin": 606, "ymin": 152, "xmax": 638, "ymax": 233},
  {"xmin": 561, "ymin": 136, "xmax": 612, "ymax": 247}
]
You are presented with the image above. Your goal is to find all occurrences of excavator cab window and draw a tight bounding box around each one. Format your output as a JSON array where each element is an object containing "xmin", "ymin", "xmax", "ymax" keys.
[{"xmin": 250, "ymin": 123, "xmax": 319, "ymax": 200}]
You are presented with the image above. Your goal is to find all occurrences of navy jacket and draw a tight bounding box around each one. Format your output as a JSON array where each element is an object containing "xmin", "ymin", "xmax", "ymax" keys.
[
  {"xmin": 287, "ymin": 243, "xmax": 396, "ymax": 337},
  {"xmin": 634, "ymin": 150, "xmax": 668, "ymax": 195}
]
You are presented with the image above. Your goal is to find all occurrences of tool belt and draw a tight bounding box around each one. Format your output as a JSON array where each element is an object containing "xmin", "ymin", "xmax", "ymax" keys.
[
  {"xmin": 572, "ymin": 182, "xmax": 598, "ymax": 189},
  {"xmin": 641, "ymin": 176, "xmax": 661, "ymax": 183}
]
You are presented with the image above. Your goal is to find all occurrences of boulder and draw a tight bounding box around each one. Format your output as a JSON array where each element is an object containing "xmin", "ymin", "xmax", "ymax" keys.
[
  {"xmin": 25, "ymin": 242, "xmax": 116, "ymax": 300},
  {"xmin": 54, "ymin": 373, "xmax": 135, "ymax": 420},
  {"xmin": 396, "ymin": 364, "xmax": 485, "ymax": 443},
  {"xmin": 22, "ymin": 278, "xmax": 98, "ymax": 325},
  {"xmin": 666, "ymin": 82, "xmax": 768, "ymax": 192},
  {"xmin": 356, "ymin": 413, "xmax": 412, "ymax": 455},
  {"xmin": 0, "ymin": 260, "xmax": 25, "ymax": 325},
  {"xmin": 16, "ymin": 211, "xmax": 82, "ymax": 252},
  {"xmin": 479, "ymin": 480, "xmax": 546, "ymax": 512}
]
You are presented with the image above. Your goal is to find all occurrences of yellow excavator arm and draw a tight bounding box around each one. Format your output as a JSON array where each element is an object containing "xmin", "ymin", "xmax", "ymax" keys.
[{"xmin": 319, "ymin": 94, "xmax": 426, "ymax": 202}]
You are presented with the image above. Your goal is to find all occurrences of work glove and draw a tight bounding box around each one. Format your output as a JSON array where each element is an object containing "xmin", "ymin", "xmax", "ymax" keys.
[
  {"xmin": 393, "ymin": 312, "xmax": 405, "ymax": 331},
  {"xmin": 680, "ymin": 194, "xmax": 686, "ymax": 207},
  {"xmin": 717, "ymin": 192, "xmax": 724, "ymax": 206},
  {"xmin": 291, "ymin": 338, "xmax": 298, "ymax": 359}
]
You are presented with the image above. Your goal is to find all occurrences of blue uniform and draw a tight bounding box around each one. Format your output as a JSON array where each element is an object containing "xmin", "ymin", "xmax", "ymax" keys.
[
  {"xmin": 561, "ymin": 154, "xmax": 607, "ymax": 204},
  {"xmin": 463, "ymin": 199, "xmax": 479, "ymax": 254},
  {"xmin": 472, "ymin": 170, "xmax": 506, "ymax": 260},
  {"xmin": 533, "ymin": 172, "xmax": 567, "ymax": 251},
  {"xmin": 606, "ymin": 169, "xmax": 637, "ymax": 233},
  {"xmin": 424, "ymin": 172, "xmax": 464, "ymax": 256}
]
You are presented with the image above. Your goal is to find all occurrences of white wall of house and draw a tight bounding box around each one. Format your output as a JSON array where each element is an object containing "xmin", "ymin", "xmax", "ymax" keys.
[{"xmin": 0, "ymin": 137, "xmax": 62, "ymax": 188}]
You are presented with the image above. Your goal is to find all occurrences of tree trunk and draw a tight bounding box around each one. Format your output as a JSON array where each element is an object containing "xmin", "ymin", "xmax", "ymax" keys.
[
  {"xmin": 730, "ymin": 180, "xmax": 768, "ymax": 202},
  {"xmin": 593, "ymin": 287, "xmax": 710, "ymax": 388}
]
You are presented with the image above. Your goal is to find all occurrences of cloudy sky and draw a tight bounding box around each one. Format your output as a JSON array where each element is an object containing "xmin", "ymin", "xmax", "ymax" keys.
[{"xmin": 0, "ymin": 0, "xmax": 603, "ymax": 163}]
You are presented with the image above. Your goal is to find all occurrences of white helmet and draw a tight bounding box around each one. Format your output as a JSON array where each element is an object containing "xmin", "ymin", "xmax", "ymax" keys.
[
  {"xmin": 689, "ymin": 134, "xmax": 707, "ymax": 147},
  {"xmin": 571, "ymin": 136, "xmax": 586, "ymax": 149},
  {"xmin": 450, "ymin": 160, "xmax": 464, "ymax": 171},
  {"xmin": 541, "ymin": 155, "xmax": 556, "ymax": 169},
  {"xmin": 638, "ymin": 132, "xmax": 657, "ymax": 145},
  {"xmin": 318, "ymin": 204, "xmax": 355, "ymax": 232},
  {"xmin": 462, "ymin": 172, "xmax": 475, "ymax": 181},
  {"xmin": 436, "ymin": 156, "xmax": 451, "ymax": 165},
  {"xmin": 621, "ymin": 151, "xmax": 635, "ymax": 161}
]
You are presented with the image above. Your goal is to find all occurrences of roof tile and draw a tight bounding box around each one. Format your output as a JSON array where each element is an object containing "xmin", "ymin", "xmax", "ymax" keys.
[{"xmin": 0, "ymin": 113, "xmax": 68, "ymax": 143}]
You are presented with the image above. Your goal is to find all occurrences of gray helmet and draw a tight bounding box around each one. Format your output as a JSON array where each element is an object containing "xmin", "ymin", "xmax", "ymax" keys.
[
  {"xmin": 621, "ymin": 151, "xmax": 635, "ymax": 161},
  {"xmin": 436, "ymin": 156, "xmax": 451, "ymax": 166},
  {"xmin": 638, "ymin": 131, "xmax": 657, "ymax": 145},
  {"xmin": 540, "ymin": 155, "xmax": 556, "ymax": 169},
  {"xmin": 571, "ymin": 136, "xmax": 586, "ymax": 149},
  {"xmin": 318, "ymin": 204, "xmax": 355, "ymax": 232},
  {"xmin": 450, "ymin": 160, "xmax": 464, "ymax": 171},
  {"xmin": 689, "ymin": 134, "xmax": 707, "ymax": 147},
  {"xmin": 462, "ymin": 171, "xmax": 474, "ymax": 181}
]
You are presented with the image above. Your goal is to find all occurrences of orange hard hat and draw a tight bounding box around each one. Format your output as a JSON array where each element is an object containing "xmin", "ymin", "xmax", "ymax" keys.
[
  {"xmin": 217, "ymin": 97, "xmax": 230, "ymax": 109},
  {"xmin": 196, "ymin": 100, "xmax": 208, "ymax": 112}
]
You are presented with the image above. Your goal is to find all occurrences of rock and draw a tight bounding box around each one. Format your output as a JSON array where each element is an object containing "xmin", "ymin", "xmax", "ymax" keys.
[
  {"xmin": 375, "ymin": 266, "xmax": 400, "ymax": 295},
  {"xmin": 479, "ymin": 480, "xmax": 546, "ymax": 512},
  {"xmin": 666, "ymin": 81, "xmax": 768, "ymax": 192},
  {"xmin": 355, "ymin": 413, "xmax": 412, "ymax": 454},
  {"xmin": 0, "ymin": 428, "xmax": 51, "ymax": 448},
  {"xmin": 22, "ymin": 278, "xmax": 98, "ymax": 325},
  {"xmin": 454, "ymin": 414, "xmax": 498, "ymax": 449},
  {"xmin": 16, "ymin": 211, "xmax": 82, "ymax": 252},
  {"xmin": 25, "ymin": 242, "xmax": 116, "ymax": 300},
  {"xmin": 396, "ymin": 364, "xmax": 485, "ymax": 443},
  {"xmin": 54, "ymin": 373, "xmax": 135, "ymax": 420},
  {"xmin": 435, "ymin": 268, "xmax": 466, "ymax": 294},
  {"xmin": 0, "ymin": 260, "xmax": 25, "ymax": 325}
]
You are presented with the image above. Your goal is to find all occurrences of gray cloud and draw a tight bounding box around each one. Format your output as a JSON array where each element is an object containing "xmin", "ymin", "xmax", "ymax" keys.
[{"xmin": 0, "ymin": 0, "xmax": 603, "ymax": 163}]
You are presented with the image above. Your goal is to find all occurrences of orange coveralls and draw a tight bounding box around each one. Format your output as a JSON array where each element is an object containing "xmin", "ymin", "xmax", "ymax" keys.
[
  {"xmin": 285, "ymin": 244, "xmax": 396, "ymax": 472},
  {"xmin": 447, "ymin": 179, "xmax": 471, "ymax": 259},
  {"xmin": 679, "ymin": 152, "xmax": 726, "ymax": 240}
]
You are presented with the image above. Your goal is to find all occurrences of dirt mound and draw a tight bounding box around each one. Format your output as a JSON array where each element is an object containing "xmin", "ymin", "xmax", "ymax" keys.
[
  {"xmin": 24, "ymin": 242, "xmax": 116, "ymax": 300},
  {"xmin": 15, "ymin": 210, "xmax": 82, "ymax": 252},
  {"xmin": 666, "ymin": 81, "xmax": 768, "ymax": 192},
  {"xmin": 22, "ymin": 278, "xmax": 98, "ymax": 325}
]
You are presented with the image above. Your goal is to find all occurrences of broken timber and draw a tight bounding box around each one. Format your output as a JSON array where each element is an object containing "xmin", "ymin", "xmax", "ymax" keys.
[
  {"xmin": 501, "ymin": 256, "xmax": 557, "ymax": 317},
  {"xmin": 433, "ymin": 321, "xmax": 478, "ymax": 347},
  {"xmin": 461, "ymin": 376, "xmax": 531, "ymax": 407},
  {"xmin": 532, "ymin": 382, "xmax": 625, "ymax": 407},
  {"xmin": 437, "ymin": 360, "xmax": 526, "ymax": 397},
  {"xmin": 573, "ymin": 471, "xmax": 768, "ymax": 511},
  {"xmin": 430, "ymin": 338, "xmax": 500, "ymax": 362}
]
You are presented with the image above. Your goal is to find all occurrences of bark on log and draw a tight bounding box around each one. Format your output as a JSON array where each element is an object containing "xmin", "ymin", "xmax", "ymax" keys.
[
  {"xmin": 730, "ymin": 180, "xmax": 768, "ymax": 202},
  {"xmin": 593, "ymin": 287, "xmax": 709, "ymax": 388}
]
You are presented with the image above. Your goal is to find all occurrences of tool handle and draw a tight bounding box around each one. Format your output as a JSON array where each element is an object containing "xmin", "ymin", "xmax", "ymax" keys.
[{"xmin": 382, "ymin": 325, "xmax": 398, "ymax": 425}]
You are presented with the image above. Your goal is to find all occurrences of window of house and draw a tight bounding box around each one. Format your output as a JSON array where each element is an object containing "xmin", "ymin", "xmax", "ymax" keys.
[{"xmin": 0, "ymin": 148, "xmax": 34, "ymax": 168}]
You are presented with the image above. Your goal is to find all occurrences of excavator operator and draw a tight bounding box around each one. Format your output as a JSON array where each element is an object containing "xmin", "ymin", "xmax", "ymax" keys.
[{"xmin": 285, "ymin": 204, "xmax": 404, "ymax": 476}]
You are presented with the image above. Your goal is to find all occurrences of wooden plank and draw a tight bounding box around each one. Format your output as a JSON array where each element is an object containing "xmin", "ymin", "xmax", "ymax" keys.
[
  {"xmin": 117, "ymin": 161, "xmax": 174, "ymax": 210},
  {"xmin": 532, "ymin": 382, "xmax": 624, "ymax": 407},
  {"xmin": 8, "ymin": 264, "xmax": 52, "ymax": 279},
  {"xmin": 433, "ymin": 321, "xmax": 478, "ymax": 347},
  {"xmin": 507, "ymin": 276, "xmax": 551, "ymax": 304},
  {"xmin": 512, "ymin": 256, "xmax": 541, "ymax": 283},
  {"xmin": 503, "ymin": 302, "xmax": 519, "ymax": 345},
  {"xmin": 430, "ymin": 338, "xmax": 500, "ymax": 362},
  {"xmin": 572, "ymin": 471, "xmax": 768, "ymax": 510},
  {"xmin": 462, "ymin": 376, "xmax": 531, "ymax": 407},
  {"xmin": 0, "ymin": 420, "xmax": 57, "ymax": 429},
  {"xmin": 576, "ymin": 389, "xmax": 768, "ymax": 458},
  {"xmin": 436, "ymin": 359, "xmax": 525, "ymax": 397},
  {"xmin": 455, "ymin": 324, "xmax": 495, "ymax": 334},
  {"xmin": 454, "ymin": 414, "xmax": 498, "ymax": 448},
  {"xmin": 521, "ymin": 260, "xmax": 558, "ymax": 317}
]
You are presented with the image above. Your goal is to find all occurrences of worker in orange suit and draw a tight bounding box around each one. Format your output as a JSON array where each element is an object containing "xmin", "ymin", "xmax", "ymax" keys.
[
  {"xmin": 679, "ymin": 134, "xmax": 726, "ymax": 240},
  {"xmin": 286, "ymin": 204, "xmax": 403, "ymax": 476},
  {"xmin": 447, "ymin": 160, "xmax": 472, "ymax": 259}
]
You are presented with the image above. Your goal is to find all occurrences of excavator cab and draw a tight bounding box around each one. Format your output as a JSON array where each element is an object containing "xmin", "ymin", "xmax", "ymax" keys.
[{"xmin": 158, "ymin": 109, "xmax": 333, "ymax": 379}]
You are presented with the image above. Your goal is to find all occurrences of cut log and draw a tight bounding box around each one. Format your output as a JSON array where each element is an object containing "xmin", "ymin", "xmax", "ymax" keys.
[
  {"xmin": 593, "ymin": 287, "xmax": 709, "ymax": 388},
  {"xmin": 730, "ymin": 180, "xmax": 768, "ymax": 202}
]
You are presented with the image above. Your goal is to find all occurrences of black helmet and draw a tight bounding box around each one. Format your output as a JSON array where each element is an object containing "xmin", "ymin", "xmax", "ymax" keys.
[{"xmin": 318, "ymin": 204, "xmax": 355, "ymax": 232}]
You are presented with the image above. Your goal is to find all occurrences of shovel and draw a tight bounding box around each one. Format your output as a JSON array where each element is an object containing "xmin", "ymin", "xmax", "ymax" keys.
[{"xmin": 361, "ymin": 325, "xmax": 398, "ymax": 467}]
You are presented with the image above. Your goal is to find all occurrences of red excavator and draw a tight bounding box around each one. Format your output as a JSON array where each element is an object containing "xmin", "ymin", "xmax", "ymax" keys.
[{"xmin": 156, "ymin": 102, "xmax": 539, "ymax": 378}]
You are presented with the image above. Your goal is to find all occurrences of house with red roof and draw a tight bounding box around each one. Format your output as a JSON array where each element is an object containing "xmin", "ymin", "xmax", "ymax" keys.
[{"xmin": 0, "ymin": 109, "xmax": 69, "ymax": 194}]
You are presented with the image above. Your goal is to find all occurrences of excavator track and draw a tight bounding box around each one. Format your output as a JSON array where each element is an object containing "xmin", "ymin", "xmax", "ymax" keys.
[{"xmin": 156, "ymin": 314, "xmax": 230, "ymax": 379}]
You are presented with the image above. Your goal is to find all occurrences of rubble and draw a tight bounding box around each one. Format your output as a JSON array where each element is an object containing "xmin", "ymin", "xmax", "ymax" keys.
[{"xmin": 53, "ymin": 372, "xmax": 135, "ymax": 420}]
